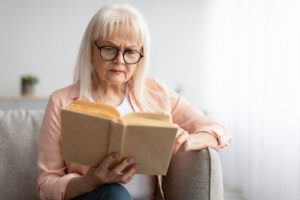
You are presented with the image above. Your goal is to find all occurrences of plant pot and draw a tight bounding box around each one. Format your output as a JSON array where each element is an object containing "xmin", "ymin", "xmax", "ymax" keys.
[{"xmin": 22, "ymin": 83, "xmax": 35, "ymax": 96}]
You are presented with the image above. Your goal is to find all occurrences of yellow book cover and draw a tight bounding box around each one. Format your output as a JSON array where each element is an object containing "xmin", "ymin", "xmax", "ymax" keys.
[{"xmin": 61, "ymin": 99, "xmax": 178, "ymax": 175}]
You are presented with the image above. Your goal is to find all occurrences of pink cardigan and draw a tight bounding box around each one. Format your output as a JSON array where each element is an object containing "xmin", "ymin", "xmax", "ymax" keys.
[{"xmin": 37, "ymin": 77, "xmax": 232, "ymax": 200}]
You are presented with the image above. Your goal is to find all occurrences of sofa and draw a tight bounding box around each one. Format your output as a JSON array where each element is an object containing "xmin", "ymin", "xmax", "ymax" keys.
[{"xmin": 0, "ymin": 110, "xmax": 224, "ymax": 200}]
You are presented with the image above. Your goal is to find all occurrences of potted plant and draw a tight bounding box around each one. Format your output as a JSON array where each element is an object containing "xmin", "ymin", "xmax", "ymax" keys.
[{"xmin": 21, "ymin": 75, "xmax": 39, "ymax": 96}]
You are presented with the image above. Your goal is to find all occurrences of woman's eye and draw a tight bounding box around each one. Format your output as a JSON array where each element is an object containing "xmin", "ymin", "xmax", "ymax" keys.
[
  {"xmin": 126, "ymin": 50, "xmax": 137, "ymax": 55},
  {"xmin": 103, "ymin": 47, "xmax": 116, "ymax": 53}
]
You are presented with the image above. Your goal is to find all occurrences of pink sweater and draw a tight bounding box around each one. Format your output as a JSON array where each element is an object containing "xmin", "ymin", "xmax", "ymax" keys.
[{"xmin": 37, "ymin": 77, "xmax": 232, "ymax": 200}]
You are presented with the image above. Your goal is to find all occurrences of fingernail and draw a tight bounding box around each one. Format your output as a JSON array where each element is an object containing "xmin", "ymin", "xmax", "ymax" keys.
[
  {"xmin": 127, "ymin": 158, "xmax": 133, "ymax": 163},
  {"xmin": 134, "ymin": 165, "xmax": 139, "ymax": 170}
]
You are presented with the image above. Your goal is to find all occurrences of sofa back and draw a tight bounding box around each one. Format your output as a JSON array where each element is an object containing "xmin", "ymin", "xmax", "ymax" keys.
[{"xmin": 0, "ymin": 110, "xmax": 44, "ymax": 200}]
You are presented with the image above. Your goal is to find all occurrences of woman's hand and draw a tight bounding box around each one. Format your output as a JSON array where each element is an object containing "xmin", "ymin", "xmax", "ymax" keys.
[
  {"xmin": 172, "ymin": 126, "xmax": 220, "ymax": 154},
  {"xmin": 82, "ymin": 153, "xmax": 139, "ymax": 191},
  {"xmin": 172, "ymin": 128, "xmax": 190, "ymax": 154}
]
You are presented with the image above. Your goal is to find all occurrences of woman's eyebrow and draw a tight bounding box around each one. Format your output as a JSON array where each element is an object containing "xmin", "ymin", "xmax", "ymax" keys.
[{"xmin": 101, "ymin": 40, "xmax": 117, "ymax": 46}]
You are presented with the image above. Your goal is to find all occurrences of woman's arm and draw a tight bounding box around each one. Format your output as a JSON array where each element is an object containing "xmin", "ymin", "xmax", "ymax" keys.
[
  {"xmin": 173, "ymin": 127, "xmax": 219, "ymax": 154},
  {"xmin": 166, "ymin": 88, "xmax": 232, "ymax": 152},
  {"xmin": 37, "ymin": 94, "xmax": 81, "ymax": 200}
]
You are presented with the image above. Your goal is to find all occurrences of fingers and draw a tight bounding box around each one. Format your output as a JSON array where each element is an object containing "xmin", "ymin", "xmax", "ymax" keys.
[
  {"xmin": 97, "ymin": 152, "xmax": 120, "ymax": 173},
  {"xmin": 117, "ymin": 164, "xmax": 139, "ymax": 184},
  {"xmin": 173, "ymin": 130, "xmax": 189, "ymax": 154},
  {"xmin": 107, "ymin": 157, "xmax": 139, "ymax": 184},
  {"xmin": 108, "ymin": 157, "xmax": 134, "ymax": 176},
  {"xmin": 84, "ymin": 153, "xmax": 138, "ymax": 188}
]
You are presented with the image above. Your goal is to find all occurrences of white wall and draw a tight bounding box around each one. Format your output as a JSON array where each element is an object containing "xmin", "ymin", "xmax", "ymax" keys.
[{"xmin": 0, "ymin": 0, "xmax": 211, "ymax": 110}]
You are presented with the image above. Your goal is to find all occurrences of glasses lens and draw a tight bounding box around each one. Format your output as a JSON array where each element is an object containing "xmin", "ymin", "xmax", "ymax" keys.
[
  {"xmin": 124, "ymin": 50, "xmax": 141, "ymax": 64},
  {"xmin": 101, "ymin": 47, "xmax": 118, "ymax": 60}
]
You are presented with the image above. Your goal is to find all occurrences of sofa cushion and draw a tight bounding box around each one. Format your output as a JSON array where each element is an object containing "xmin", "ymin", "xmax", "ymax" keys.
[{"xmin": 0, "ymin": 110, "xmax": 44, "ymax": 200}]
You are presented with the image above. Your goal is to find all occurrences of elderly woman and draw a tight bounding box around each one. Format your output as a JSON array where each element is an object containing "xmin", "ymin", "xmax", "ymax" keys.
[{"xmin": 37, "ymin": 4, "xmax": 231, "ymax": 200}]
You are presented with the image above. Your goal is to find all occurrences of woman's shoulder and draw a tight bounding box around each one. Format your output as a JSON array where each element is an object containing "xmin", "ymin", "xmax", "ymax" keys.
[
  {"xmin": 48, "ymin": 83, "xmax": 80, "ymax": 109},
  {"xmin": 144, "ymin": 77, "xmax": 179, "ymax": 97},
  {"xmin": 144, "ymin": 77, "xmax": 183, "ymax": 109},
  {"xmin": 144, "ymin": 77, "xmax": 182, "ymax": 107},
  {"xmin": 144, "ymin": 77, "xmax": 167, "ymax": 92}
]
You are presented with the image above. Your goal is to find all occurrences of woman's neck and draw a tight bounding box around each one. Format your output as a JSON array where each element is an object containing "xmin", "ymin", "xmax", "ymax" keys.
[{"xmin": 91, "ymin": 80, "xmax": 127, "ymax": 107}]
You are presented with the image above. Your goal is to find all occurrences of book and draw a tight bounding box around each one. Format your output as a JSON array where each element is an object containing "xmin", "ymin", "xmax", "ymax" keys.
[{"xmin": 61, "ymin": 99, "xmax": 178, "ymax": 175}]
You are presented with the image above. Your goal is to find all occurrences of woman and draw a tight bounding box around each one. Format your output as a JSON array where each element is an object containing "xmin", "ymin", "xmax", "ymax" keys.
[{"xmin": 37, "ymin": 4, "xmax": 232, "ymax": 200}]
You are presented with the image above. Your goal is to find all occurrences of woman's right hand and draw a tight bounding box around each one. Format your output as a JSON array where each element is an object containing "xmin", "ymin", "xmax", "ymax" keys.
[{"xmin": 81, "ymin": 152, "xmax": 139, "ymax": 191}]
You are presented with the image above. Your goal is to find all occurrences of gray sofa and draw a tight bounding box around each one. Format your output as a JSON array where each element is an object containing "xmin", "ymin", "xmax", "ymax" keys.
[{"xmin": 0, "ymin": 110, "xmax": 224, "ymax": 200}]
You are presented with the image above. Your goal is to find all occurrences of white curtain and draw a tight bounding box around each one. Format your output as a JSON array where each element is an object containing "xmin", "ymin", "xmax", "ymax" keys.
[{"xmin": 198, "ymin": 0, "xmax": 300, "ymax": 199}]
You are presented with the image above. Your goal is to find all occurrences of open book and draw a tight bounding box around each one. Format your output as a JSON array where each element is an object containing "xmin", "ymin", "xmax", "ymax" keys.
[{"xmin": 61, "ymin": 99, "xmax": 178, "ymax": 175}]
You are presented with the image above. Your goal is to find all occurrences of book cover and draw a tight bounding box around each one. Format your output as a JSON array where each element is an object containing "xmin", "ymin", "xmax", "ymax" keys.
[{"xmin": 61, "ymin": 100, "xmax": 178, "ymax": 175}]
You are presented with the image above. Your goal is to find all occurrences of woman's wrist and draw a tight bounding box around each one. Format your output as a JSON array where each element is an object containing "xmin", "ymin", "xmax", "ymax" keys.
[
  {"xmin": 64, "ymin": 176, "xmax": 101, "ymax": 200},
  {"xmin": 80, "ymin": 174, "xmax": 102, "ymax": 192},
  {"xmin": 189, "ymin": 132, "xmax": 219, "ymax": 151}
]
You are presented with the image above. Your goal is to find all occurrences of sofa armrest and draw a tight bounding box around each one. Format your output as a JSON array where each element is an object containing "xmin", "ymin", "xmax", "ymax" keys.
[{"xmin": 162, "ymin": 147, "xmax": 223, "ymax": 200}]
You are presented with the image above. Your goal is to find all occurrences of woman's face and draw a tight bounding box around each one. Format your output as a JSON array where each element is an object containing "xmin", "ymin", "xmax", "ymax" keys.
[{"xmin": 92, "ymin": 26, "xmax": 142, "ymax": 86}]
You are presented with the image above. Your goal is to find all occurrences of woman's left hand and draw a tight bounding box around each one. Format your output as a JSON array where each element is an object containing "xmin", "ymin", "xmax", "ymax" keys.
[
  {"xmin": 172, "ymin": 127, "xmax": 190, "ymax": 154},
  {"xmin": 172, "ymin": 126, "xmax": 220, "ymax": 154}
]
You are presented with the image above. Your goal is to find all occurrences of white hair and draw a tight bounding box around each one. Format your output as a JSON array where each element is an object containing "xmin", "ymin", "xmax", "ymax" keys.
[{"xmin": 74, "ymin": 4, "xmax": 163, "ymax": 113}]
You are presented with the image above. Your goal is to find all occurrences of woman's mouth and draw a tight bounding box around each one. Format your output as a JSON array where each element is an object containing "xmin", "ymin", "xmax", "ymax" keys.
[{"xmin": 109, "ymin": 69, "xmax": 124, "ymax": 74}]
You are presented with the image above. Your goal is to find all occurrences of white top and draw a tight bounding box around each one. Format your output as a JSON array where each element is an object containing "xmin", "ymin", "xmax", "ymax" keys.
[{"xmin": 87, "ymin": 87, "xmax": 156, "ymax": 200}]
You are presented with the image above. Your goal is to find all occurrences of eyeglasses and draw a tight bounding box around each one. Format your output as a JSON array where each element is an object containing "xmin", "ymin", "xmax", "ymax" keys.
[{"xmin": 94, "ymin": 41, "xmax": 144, "ymax": 64}]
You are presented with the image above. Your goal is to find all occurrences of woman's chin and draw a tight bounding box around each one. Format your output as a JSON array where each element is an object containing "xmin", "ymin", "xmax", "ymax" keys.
[{"xmin": 105, "ymin": 77, "xmax": 127, "ymax": 86}]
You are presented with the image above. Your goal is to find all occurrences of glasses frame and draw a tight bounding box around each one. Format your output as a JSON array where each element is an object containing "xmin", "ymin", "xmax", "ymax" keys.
[{"xmin": 94, "ymin": 41, "xmax": 144, "ymax": 64}]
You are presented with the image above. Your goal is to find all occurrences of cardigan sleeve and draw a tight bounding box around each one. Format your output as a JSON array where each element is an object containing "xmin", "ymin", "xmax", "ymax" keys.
[
  {"xmin": 166, "ymin": 87, "xmax": 232, "ymax": 150},
  {"xmin": 37, "ymin": 94, "xmax": 80, "ymax": 200}
]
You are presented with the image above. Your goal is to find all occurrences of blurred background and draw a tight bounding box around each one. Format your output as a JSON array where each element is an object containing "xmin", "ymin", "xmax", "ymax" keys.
[{"xmin": 1, "ymin": 0, "xmax": 300, "ymax": 199}]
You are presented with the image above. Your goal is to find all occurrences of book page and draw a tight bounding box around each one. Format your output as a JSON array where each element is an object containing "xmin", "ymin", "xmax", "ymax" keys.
[
  {"xmin": 120, "ymin": 112, "xmax": 174, "ymax": 127},
  {"xmin": 65, "ymin": 99, "xmax": 120, "ymax": 119}
]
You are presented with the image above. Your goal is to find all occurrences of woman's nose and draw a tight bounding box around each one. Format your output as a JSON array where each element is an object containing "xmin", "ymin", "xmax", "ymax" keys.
[{"xmin": 114, "ymin": 51, "xmax": 125, "ymax": 64}]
